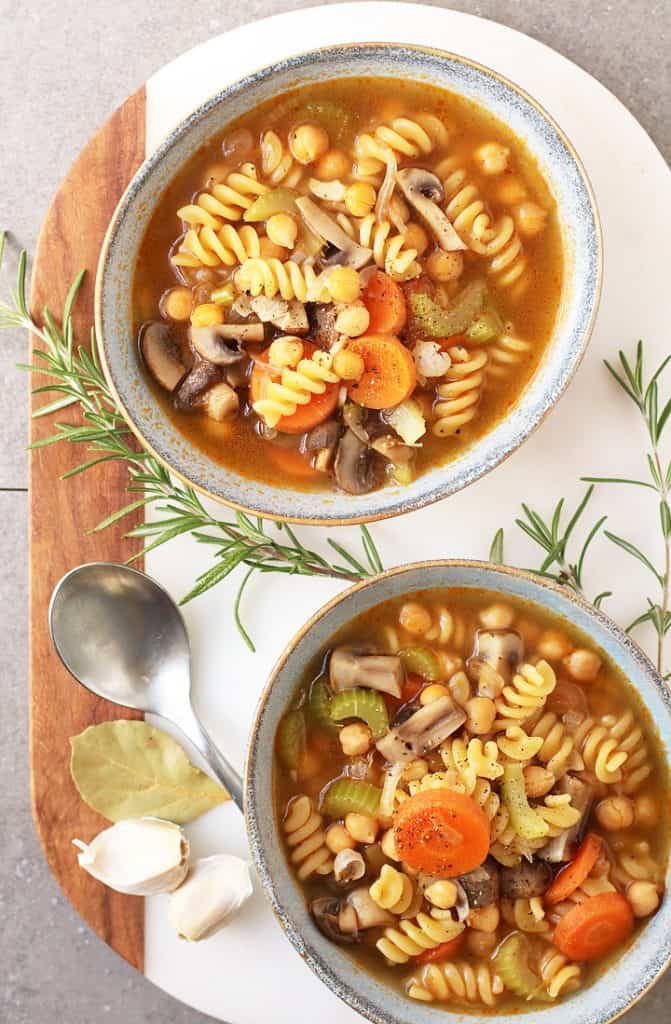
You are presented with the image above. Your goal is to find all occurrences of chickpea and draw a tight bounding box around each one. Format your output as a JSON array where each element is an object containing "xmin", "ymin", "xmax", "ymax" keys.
[
  {"xmin": 466, "ymin": 929, "xmax": 498, "ymax": 958},
  {"xmin": 426, "ymin": 250, "xmax": 464, "ymax": 283},
  {"xmin": 420, "ymin": 684, "xmax": 451, "ymax": 706},
  {"xmin": 425, "ymin": 880, "xmax": 458, "ymax": 909},
  {"xmin": 345, "ymin": 812, "xmax": 379, "ymax": 845},
  {"xmin": 267, "ymin": 336, "xmax": 304, "ymax": 369},
  {"xmin": 634, "ymin": 793, "xmax": 660, "ymax": 828},
  {"xmin": 328, "ymin": 266, "xmax": 361, "ymax": 304},
  {"xmin": 290, "ymin": 123, "xmax": 329, "ymax": 165},
  {"xmin": 339, "ymin": 722, "xmax": 372, "ymax": 757},
  {"xmin": 161, "ymin": 286, "xmax": 193, "ymax": 321},
  {"xmin": 627, "ymin": 880, "xmax": 660, "ymax": 918},
  {"xmin": 266, "ymin": 213, "xmax": 298, "ymax": 250},
  {"xmin": 399, "ymin": 601, "xmax": 432, "ymax": 636},
  {"xmin": 515, "ymin": 201, "xmax": 548, "ymax": 238},
  {"xmin": 190, "ymin": 303, "xmax": 224, "ymax": 327},
  {"xmin": 496, "ymin": 175, "xmax": 527, "ymax": 206},
  {"xmin": 595, "ymin": 795, "xmax": 634, "ymax": 831},
  {"xmin": 564, "ymin": 648, "xmax": 601, "ymax": 682},
  {"xmin": 380, "ymin": 827, "xmax": 400, "ymax": 861},
  {"xmin": 315, "ymin": 148, "xmax": 350, "ymax": 180},
  {"xmin": 334, "ymin": 303, "xmax": 370, "ymax": 339},
  {"xmin": 523, "ymin": 765, "xmax": 555, "ymax": 798},
  {"xmin": 479, "ymin": 602, "xmax": 515, "ymax": 630},
  {"xmin": 537, "ymin": 629, "xmax": 573, "ymax": 661},
  {"xmin": 465, "ymin": 696, "xmax": 496, "ymax": 735},
  {"xmin": 344, "ymin": 182, "xmax": 377, "ymax": 218},
  {"xmin": 259, "ymin": 236, "xmax": 288, "ymax": 261},
  {"xmin": 403, "ymin": 758, "xmax": 429, "ymax": 782},
  {"xmin": 475, "ymin": 142, "xmax": 510, "ymax": 175},
  {"xmin": 468, "ymin": 905, "xmax": 500, "ymax": 932},
  {"xmin": 325, "ymin": 823, "xmax": 355, "ymax": 855},
  {"xmin": 403, "ymin": 222, "xmax": 430, "ymax": 255},
  {"xmin": 448, "ymin": 670, "xmax": 471, "ymax": 706}
]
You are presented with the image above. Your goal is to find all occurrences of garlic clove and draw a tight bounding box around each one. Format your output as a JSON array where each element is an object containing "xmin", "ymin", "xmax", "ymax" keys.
[
  {"xmin": 168, "ymin": 854, "xmax": 253, "ymax": 942},
  {"xmin": 73, "ymin": 817, "xmax": 189, "ymax": 896}
]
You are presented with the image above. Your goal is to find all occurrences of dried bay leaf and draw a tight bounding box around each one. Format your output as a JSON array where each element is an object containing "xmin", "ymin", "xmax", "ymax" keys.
[{"xmin": 70, "ymin": 721, "xmax": 229, "ymax": 824}]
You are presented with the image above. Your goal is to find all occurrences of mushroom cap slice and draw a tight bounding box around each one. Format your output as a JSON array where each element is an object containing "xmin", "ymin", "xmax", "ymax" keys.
[
  {"xmin": 500, "ymin": 861, "xmax": 552, "ymax": 900},
  {"xmin": 458, "ymin": 859, "xmax": 501, "ymax": 907},
  {"xmin": 140, "ymin": 322, "xmax": 190, "ymax": 393},
  {"xmin": 376, "ymin": 696, "xmax": 467, "ymax": 762},
  {"xmin": 329, "ymin": 647, "xmax": 403, "ymax": 698},
  {"xmin": 174, "ymin": 359, "xmax": 221, "ymax": 411},
  {"xmin": 249, "ymin": 296, "xmax": 309, "ymax": 334},
  {"xmin": 397, "ymin": 167, "xmax": 467, "ymax": 252},
  {"xmin": 334, "ymin": 429, "xmax": 381, "ymax": 495},
  {"xmin": 190, "ymin": 323, "xmax": 264, "ymax": 365},
  {"xmin": 295, "ymin": 196, "xmax": 372, "ymax": 269},
  {"xmin": 311, "ymin": 897, "xmax": 358, "ymax": 944},
  {"xmin": 344, "ymin": 886, "xmax": 395, "ymax": 930}
]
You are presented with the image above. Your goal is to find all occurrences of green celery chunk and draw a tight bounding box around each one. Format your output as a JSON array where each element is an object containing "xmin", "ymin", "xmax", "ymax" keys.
[
  {"xmin": 501, "ymin": 762, "xmax": 549, "ymax": 840},
  {"xmin": 399, "ymin": 645, "xmax": 441, "ymax": 681},
  {"xmin": 410, "ymin": 280, "xmax": 486, "ymax": 338},
  {"xmin": 276, "ymin": 710, "xmax": 306, "ymax": 769},
  {"xmin": 467, "ymin": 306, "xmax": 504, "ymax": 343},
  {"xmin": 329, "ymin": 688, "xmax": 389, "ymax": 740},
  {"xmin": 493, "ymin": 933, "xmax": 552, "ymax": 1001},
  {"xmin": 244, "ymin": 188, "xmax": 299, "ymax": 222},
  {"xmin": 322, "ymin": 778, "xmax": 381, "ymax": 818},
  {"xmin": 298, "ymin": 101, "xmax": 352, "ymax": 144},
  {"xmin": 308, "ymin": 678, "xmax": 337, "ymax": 731}
]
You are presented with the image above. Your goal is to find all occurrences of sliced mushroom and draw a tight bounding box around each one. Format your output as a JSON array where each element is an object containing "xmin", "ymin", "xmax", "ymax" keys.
[
  {"xmin": 295, "ymin": 196, "xmax": 372, "ymax": 269},
  {"xmin": 333, "ymin": 849, "xmax": 366, "ymax": 885},
  {"xmin": 304, "ymin": 420, "xmax": 342, "ymax": 473},
  {"xmin": 249, "ymin": 296, "xmax": 309, "ymax": 334},
  {"xmin": 140, "ymin": 322, "xmax": 190, "ymax": 393},
  {"xmin": 370, "ymin": 435, "xmax": 415, "ymax": 466},
  {"xmin": 397, "ymin": 168, "xmax": 467, "ymax": 252},
  {"xmin": 376, "ymin": 696, "xmax": 467, "ymax": 763},
  {"xmin": 459, "ymin": 858, "xmax": 500, "ymax": 907},
  {"xmin": 190, "ymin": 323, "xmax": 263, "ymax": 365},
  {"xmin": 539, "ymin": 775, "xmax": 594, "ymax": 863},
  {"xmin": 334, "ymin": 429, "xmax": 380, "ymax": 495},
  {"xmin": 342, "ymin": 402, "xmax": 370, "ymax": 443},
  {"xmin": 308, "ymin": 303, "xmax": 340, "ymax": 349},
  {"xmin": 174, "ymin": 359, "xmax": 221, "ymax": 411},
  {"xmin": 329, "ymin": 648, "xmax": 403, "ymax": 698},
  {"xmin": 500, "ymin": 860, "xmax": 552, "ymax": 899},
  {"xmin": 311, "ymin": 897, "xmax": 358, "ymax": 944},
  {"xmin": 344, "ymin": 886, "xmax": 395, "ymax": 930},
  {"xmin": 468, "ymin": 629, "xmax": 524, "ymax": 696}
]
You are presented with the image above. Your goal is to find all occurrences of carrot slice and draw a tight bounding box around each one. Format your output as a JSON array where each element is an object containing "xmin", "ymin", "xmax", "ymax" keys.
[
  {"xmin": 363, "ymin": 270, "xmax": 407, "ymax": 334},
  {"xmin": 415, "ymin": 933, "xmax": 465, "ymax": 964},
  {"xmin": 545, "ymin": 833, "xmax": 602, "ymax": 905},
  {"xmin": 267, "ymin": 445, "xmax": 319, "ymax": 478},
  {"xmin": 346, "ymin": 334, "xmax": 416, "ymax": 410},
  {"xmin": 250, "ymin": 342, "xmax": 339, "ymax": 434},
  {"xmin": 553, "ymin": 893, "xmax": 634, "ymax": 961},
  {"xmin": 393, "ymin": 789, "xmax": 490, "ymax": 877}
]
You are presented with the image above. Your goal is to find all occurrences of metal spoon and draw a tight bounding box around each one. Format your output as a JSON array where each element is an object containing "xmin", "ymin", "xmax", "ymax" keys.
[{"xmin": 49, "ymin": 562, "xmax": 244, "ymax": 810}]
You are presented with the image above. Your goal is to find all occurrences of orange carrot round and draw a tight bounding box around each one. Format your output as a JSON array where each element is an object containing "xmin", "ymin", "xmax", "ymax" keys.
[
  {"xmin": 250, "ymin": 342, "xmax": 339, "ymax": 434},
  {"xmin": 553, "ymin": 893, "xmax": 634, "ymax": 961},
  {"xmin": 393, "ymin": 789, "xmax": 490, "ymax": 877},
  {"xmin": 346, "ymin": 333, "xmax": 416, "ymax": 410},
  {"xmin": 415, "ymin": 933, "xmax": 465, "ymax": 964},
  {"xmin": 362, "ymin": 270, "xmax": 407, "ymax": 334},
  {"xmin": 545, "ymin": 833, "xmax": 602, "ymax": 905}
]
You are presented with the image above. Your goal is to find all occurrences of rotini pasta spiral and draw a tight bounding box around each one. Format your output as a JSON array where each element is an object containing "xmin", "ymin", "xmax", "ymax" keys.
[
  {"xmin": 539, "ymin": 947, "xmax": 582, "ymax": 998},
  {"xmin": 252, "ymin": 349, "xmax": 339, "ymax": 428},
  {"xmin": 572, "ymin": 716, "xmax": 629, "ymax": 784},
  {"xmin": 614, "ymin": 841, "xmax": 661, "ymax": 887},
  {"xmin": 486, "ymin": 331, "xmax": 533, "ymax": 378},
  {"xmin": 234, "ymin": 258, "xmax": 343, "ymax": 302},
  {"xmin": 432, "ymin": 346, "xmax": 488, "ymax": 438},
  {"xmin": 440, "ymin": 737, "xmax": 504, "ymax": 792},
  {"xmin": 496, "ymin": 726, "xmax": 544, "ymax": 762},
  {"xmin": 260, "ymin": 130, "xmax": 304, "ymax": 187},
  {"xmin": 354, "ymin": 114, "xmax": 448, "ymax": 176},
  {"xmin": 407, "ymin": 961, "xmax": 504, "ymax": 1006},
  {"xmin": 602, "ymin": 711, "xmax": 651, "ymax": 793},
  {"xmin": 177, "ymin": 163, "xmax": 268, "ymax": 225},
  {"xmin": 377, "ymin": 913, "xmax": 464, "ymax": 964},
  {"xmin": 535, "ymin": 793, "xmax": 582, "ymax": 836},
  {"xmin": 172, "ymin": 223, "xmax": 262, "ymax": 269},
  {"xmin": 493, "ymin": 660, "xmax": 556, "ymax": 729},
  {"xmin": 529, "ymin": 712, "xmax": 575, "ymax": 777},
  {"xmin": 501, "ymin": 896, "xmax": 549, "ymax": 933},
  {"xmin": 356, "ymin": 214, "xmax": 421, "ymax": 281},
  {"xmin": 283, "ymin": 795, "xmax": 333, "ymax": 880},
  {"xmin": 369, "ymin": 865, "xmax": 415, "ymax": 914}
]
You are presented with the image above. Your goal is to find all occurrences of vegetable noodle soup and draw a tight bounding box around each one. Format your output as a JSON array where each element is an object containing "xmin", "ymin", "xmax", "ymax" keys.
[
  {"xmin": 273, "ymin": 589, "xmax": 668, "ymax": 1012},
  {"xmin": 133, "ymin": 78, "xmax": 563, "ymax": 496}
]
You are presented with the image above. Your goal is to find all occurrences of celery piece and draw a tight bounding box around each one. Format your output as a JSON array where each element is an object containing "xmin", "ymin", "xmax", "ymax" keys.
[
  {"xmin": 385, "ymin": 398, "xmax": 426, "ymax": 444},
  {"xmin": 467, "ymin": 308, "xmax": 503, "ymax": 344},
  {"xmin": 410, "ymin": 281, "xmax": 486, "ymax": 338},
  {"xmin": 244, "ymin": 188, "xmax": 299, "ymax": 223},
  {"xmin": 299, "ymin": 101, "xmax": 352, "ymax": 144},
  {"xmin": 399, "ymin": 645, "xmax": 441, "ymax": 681},
  {"xmin": 322, "ymin": 779, "xmax": 382, "ymax": 818},
  {"xmin": 277, "ymin": 710, "xmax": 306, "ymax": 769},
  {"xmin": 501, "ymin": 762, "xmax": 549, "ymax": 840},
  {"xmin": 329, "ymin": 688, "xmax": 389, "ymax": 740},
  {"xmin": 308, "ymin": 678, "xmax": 338, "ymax": 730},
  {"xmin": 493, "ymin": 933, "xmax": 552, "ymax": 1002}
]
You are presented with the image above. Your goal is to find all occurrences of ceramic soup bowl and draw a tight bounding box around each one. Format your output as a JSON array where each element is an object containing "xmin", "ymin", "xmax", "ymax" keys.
[
  {"xmin": 246, "ymin": 561, "xmax": 670, "ymax": 1024},
  {"xmin": 97, "ymin": 43, "xmax": 601, "ymax": 525}
]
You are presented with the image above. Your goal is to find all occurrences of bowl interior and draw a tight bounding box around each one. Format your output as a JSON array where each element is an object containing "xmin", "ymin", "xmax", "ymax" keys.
[
  {"xmin": 97, "ymin": 44, "xmax": 600, "ymax": 524},
  {"xmin": 246, "ymin": 562, "xmax": 671, "ymax": 1024}
]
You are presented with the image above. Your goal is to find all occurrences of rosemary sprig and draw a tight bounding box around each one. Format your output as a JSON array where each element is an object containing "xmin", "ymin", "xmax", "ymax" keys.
[{"xmin": 0, "ymin": 234, "xmax": 383, "ymax": 651}]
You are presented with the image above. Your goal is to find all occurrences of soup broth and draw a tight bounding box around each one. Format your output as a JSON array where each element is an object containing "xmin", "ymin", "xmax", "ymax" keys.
[
  {"xmin": 133, "ymin": 78, "xmax": 563, "ymax": 495},
  {"xmin": 273, "ymin": 588, "xmax": 668, "ymax": 1012}
]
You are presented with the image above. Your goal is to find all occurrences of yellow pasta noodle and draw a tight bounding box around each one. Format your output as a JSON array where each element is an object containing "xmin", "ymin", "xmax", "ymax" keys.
[
  {"xmin": 234, "ymin": 257, "xmax": 352, "ymax": 303},
  {"xmin": 260, "ymin": 130, "xmax": 304, "ymax": 187},
  {"xmin": 496, "ymin": 726, "xmax": 544, "ymax": 762},
  {"xmin": 602, "ymin": 710, "xmax": 651, "ymax": 793},
  {"xmin": 283, "ymin": 795, "xmax": 332, "ymax": 880},
  {"xmin": 440, "ymin": 737, "xmax": 504, "ymax": 792},
  {"xmin": 354, "ymin": 114, "xmax": 448, "ymax": 176},
  {"xmin": 252, "ymin": 348, "xmax": 339, "ymax": 428},
  {"xmin": 494, "ymin": 660, "xmax": 556, "ymax": 729},
  {"xmin": 539, "ymin": 946, "xmax": 582, "ymax": 998},
  {"xmin": 572, "ymin": 716, "xmax": 629, "ymax": 784},
  {"xmin": 486, "ymin": 331, "xmax": 533, "ymax": 377},
  {"xmin": 432, "ymin": 346, "xmax": 488, "ymax": 438},
  {"xmin": 177, "ymin": 163, "xmax": 268, "ymax": 225},
  {"xmin": 370, "ymin": 865, "xmax": 415, "ymax": 914},
  {"xmin": 529, "ymin": 712, "xmax": 576, "ymax": 777},
  {"xmin": 501, "ymin": 896, "xmax": 549, "ymax": 933},
  {"xmin": 377, "ymin": 913, "xmax": 464, "ymax": 964},
  {"xmin": 407, "ymin": 961, "xmax": 504, "ymax": 1006},
  {"xmin": 172, "ymin": 223, "xmax": 262, "ymax": 269}
]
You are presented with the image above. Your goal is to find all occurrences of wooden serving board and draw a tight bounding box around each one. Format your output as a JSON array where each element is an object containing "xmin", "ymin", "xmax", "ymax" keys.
[{"xmin": 29, "ymin": 87, "xmax": 147, "ymax": 970}]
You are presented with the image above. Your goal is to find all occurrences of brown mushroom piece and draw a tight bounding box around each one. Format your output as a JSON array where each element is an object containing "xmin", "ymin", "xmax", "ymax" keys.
[
  {"xmin": 376, "ymin": 696, "xmax": 467, "ymax": 762},
  {"xmin": 329, "ymin": 647, "xmax": 404, "ymax": 698},
  {"xmin": 468, "ymin": 629, "xmax": 525, "ymax": 696},
  {"xmin": 303, "ymin": 420, "xmax": 342, "ymax": 473},
  {"xmin": 295, "ymin": 196, "xmax": 372, "ymax": 269},
  {"xmin": 174, "ymin": 359, "xmax": 221, "ymax": 411},
  {"xmin": 308, "ymin": 303, "xmax": 340, "ymax": 349},
  {"xmin": 396, "ymin": 168, "xmax": 467, "ymax": 252},
  {"xmin": 140, "ymin": 322, "xmax": 190, "ymax": 393},
  {"xmin": 500, "ymin": 860, "xmax": 552, "ymax": 900},
  {"xmin": 344, "ymin": 886, "xmax": 395, "ymax": 930},
  {"xmin": 334, "ymin": 429, "xmax": 381, "ymax": 495},
  {"xmin": 311, "ymin": 897, "xmax": 358, "ymax": 944},
  {"xmin": 370, "ymin": 434, "xmax": 415, "ymax": 467},
  {"xmin": 539, "ymin": 775, "xmax": 594, "ymax": 863},
  {"xmin": 190, "ymin": 323, "xmax": 264, "ymax": 365},
  {"xmin": 249, "ymin": 296, "xmax": 309, "ymax": 334},
  {"xmin": 458, "ymin": 858, "xmax": 501, "ymax": 907}
]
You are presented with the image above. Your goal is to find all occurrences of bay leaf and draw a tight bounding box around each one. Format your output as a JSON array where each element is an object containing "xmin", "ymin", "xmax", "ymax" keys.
[{"xmin": 70, "ymin": 721, "xmax": 229, "ymax": 824}]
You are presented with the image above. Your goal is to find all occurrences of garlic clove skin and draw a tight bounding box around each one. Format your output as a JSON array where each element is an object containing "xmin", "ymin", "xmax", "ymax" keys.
[
  {"xmin": 73, "ymin": 817, "xmax": 189, "ymax": 896},
  {"xmin": 168, "ymin": 854, "xmax": 253, "ymax": 942}
]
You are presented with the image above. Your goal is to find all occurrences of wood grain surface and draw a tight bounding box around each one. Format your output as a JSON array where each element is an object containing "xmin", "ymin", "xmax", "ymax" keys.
[{"xmin": 29, "ymin": 88, "xmax": 146, "ymax": 971}]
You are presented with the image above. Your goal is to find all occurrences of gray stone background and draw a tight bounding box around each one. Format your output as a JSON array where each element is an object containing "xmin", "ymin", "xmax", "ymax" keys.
[{"xmin": 1, "ymin": 1, "xmax": 669, "ymax": 1021}]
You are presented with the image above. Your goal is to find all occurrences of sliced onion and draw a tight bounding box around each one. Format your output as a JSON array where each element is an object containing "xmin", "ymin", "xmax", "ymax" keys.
[
  {"xmin": 375, "ymin": 145, "xmax": 398, "ymax": 225},
  {"xmin": 378, "ymin": 762, "xmax": 405, "ymax": 823}
]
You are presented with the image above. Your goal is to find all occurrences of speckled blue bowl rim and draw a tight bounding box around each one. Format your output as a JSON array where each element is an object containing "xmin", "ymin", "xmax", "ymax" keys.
[
  {"xmin": 95, "ymin": 42, "xmax": 602, "ymax": 526},
  {"xmin": 246, "ymin": 561, "xmax": 671, "ymax": 1024}
]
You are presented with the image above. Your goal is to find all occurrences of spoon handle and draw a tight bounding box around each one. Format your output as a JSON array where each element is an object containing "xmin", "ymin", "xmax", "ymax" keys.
[{"xmin": 168, "ymin": 702, "xmax": 244, "ymax": 811}]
